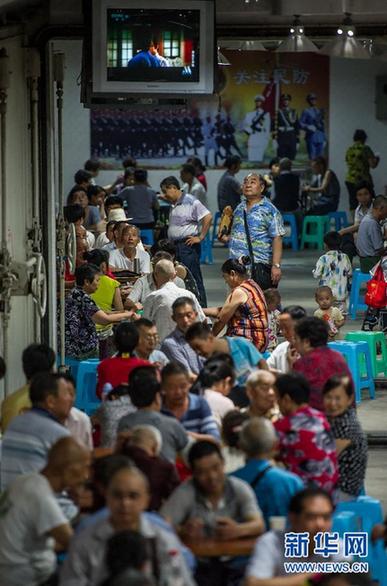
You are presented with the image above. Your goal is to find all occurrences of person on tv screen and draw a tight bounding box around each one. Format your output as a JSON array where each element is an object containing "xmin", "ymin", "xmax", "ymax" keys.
[{"xmin": 127, "ymin": 36, "xmax": 170, "ymax": 69}]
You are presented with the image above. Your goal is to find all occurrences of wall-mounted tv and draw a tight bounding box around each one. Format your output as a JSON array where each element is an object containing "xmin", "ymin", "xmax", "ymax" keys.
[{"xmin": 92, "ymin": 0, "xmax": 215, "ymax": 96}]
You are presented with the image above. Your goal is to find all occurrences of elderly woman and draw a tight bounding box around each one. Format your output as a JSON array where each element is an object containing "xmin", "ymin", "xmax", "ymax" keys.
[
  {"xmin": 204, "ymin": 258, "xmax": 268, "ymax": 352},
  {"xmin": 291, "ymin": 316, "xmax": 352, "ymax": 411}
]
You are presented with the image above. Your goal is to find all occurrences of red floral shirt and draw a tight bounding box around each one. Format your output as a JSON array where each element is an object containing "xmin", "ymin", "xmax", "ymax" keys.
[{"xmin": 274, "ymin": 405, "xmax": 338, "ymax": 494}]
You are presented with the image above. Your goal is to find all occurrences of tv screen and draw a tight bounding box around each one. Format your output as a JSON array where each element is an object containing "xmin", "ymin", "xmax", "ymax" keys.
[{"xmin": 92, "ymin": 0, "xmax": 215, "ymax": 95}]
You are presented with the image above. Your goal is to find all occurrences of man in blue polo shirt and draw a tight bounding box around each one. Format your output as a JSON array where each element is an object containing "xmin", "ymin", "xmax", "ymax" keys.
[
  {"xmin": 231, "ymin": 417, "xmax": 304, "ymax": 529},
  {"xmin": 160, "ymin": 175, "xmax": 212, "ymax": 306}
]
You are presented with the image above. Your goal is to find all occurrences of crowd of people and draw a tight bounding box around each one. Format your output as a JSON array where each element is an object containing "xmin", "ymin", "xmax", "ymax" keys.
[{"xmin": 0, "ymin": 140, "xmax": 386, "ymax": 586}]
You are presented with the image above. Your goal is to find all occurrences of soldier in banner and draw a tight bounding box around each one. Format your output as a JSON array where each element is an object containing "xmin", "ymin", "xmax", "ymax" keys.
[
  {"xmin": 243, "ymin": 94, "xmax": 271, "ymax": 163},
  {"xmin": 202, "ymin": 115, "xmax": 218, "ymax": 167},
  {"xmin": 300, "ymin": 93, "xmax": 326, "ymax": 160},
  {"xmin": 277, "ymin": 93, "xmax": 299, "ymax": 160}
]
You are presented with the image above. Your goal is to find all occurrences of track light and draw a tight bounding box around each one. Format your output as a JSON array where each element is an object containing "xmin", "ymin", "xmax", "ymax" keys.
[{"xmin": 276, "ymin": 15, "xmax": 318, "ymax": 53}]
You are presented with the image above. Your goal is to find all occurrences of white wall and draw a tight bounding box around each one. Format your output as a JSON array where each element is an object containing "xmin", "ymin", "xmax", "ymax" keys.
[
  {"xmin": 0, "ymin": 37, "xmax": 36, "ymax": 397},
  {"xmin": 330, "ymin": 57, "xmax": 387, "ymax": 210}
]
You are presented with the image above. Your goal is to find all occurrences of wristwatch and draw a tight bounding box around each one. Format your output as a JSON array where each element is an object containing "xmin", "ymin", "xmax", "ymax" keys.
[{"xmin": 273, "ymin": 263, "xmax": 281, "ymax": 269}]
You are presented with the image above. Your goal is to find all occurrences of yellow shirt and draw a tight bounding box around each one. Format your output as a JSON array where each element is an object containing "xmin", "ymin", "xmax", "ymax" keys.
[
  {"xmin": 1, "ymin": 384, "xmax": 31, "ymax": 432},
  {"xmin": 91, "ymin": 274, "xmax": 120, "ymax": 333}
]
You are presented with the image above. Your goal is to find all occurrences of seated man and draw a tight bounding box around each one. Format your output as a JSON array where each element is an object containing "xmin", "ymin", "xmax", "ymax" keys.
[
  {"xmin": 245, "ymin": 488, "xmax": 348, "ymax": 586},
  {"xmin": 356, "ymin": 194, "xmax": 387, "ymax": 273},
  {"xmin": 109, "ymin": 224, "xmax": 151, "ymax": 274},
  {"xmin": 143, "ymin": 259, "xmax": 205, "ymax": 343},
  {"xmin": 117, "ymin": 425, "xmax": 180, "ymax": 511},
  {"xmin": 267, "ymin": 305, "xmax": 307, "ymax": 373},
  {"xmin": 245, "ymin": 370, "xmax": 280, "ymax": 422},
  {"xmin": 0, "ymin": 437, "xmax": 90, "ymax": 586},
  {"xmin": 161, "ymin": 297, "xmax": 205, "ymax": 378},
  {"xmin": 118, "ymin": 365, "xmax": 189, "ymax": 463},
  {"xmin": 185, "ymin": 322, "xmax": 267, "ymax": 406},
  {"xmin": 272, "ymin": 157, "xmax": 301, "ymax": 213},
  {"xmin": 59, "ymin": 461, "xmax": 194, "ymax": 586},
  {"xmin": 161, "ymin": 362, "xmax": 220, "ymax": 442},
  {"xmin": 0, "ymin": 372, "xmax": 72, "ymax": 490},
  {"xmin": 232, "ymin": 417, "xmax": 304, "ymax": 529},
  {"xmin": 125, "ymin": 251, "xmax": 185, "ymax": 311},
  {"xmin": 161, "ymin": 441, "xmax": 264, "ymax": 586},
  {"xmin": 274, "ymin": 373, "xmax": 338, "ymax": 494},
  {"xmin": 134, "ymin": 318, "xmax": 169, "ymax": 367},
  {"xmin": 1, "ymin": 343, "xmax": 55, "ymax": 432}
]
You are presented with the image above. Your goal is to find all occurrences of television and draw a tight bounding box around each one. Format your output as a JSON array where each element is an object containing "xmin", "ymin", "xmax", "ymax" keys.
[{"xmin": 91, "ymin": 0, "xmax": 215, "ymax": 96}]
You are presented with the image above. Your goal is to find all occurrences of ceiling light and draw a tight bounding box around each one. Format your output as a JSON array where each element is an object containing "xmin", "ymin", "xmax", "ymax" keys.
[
  {"xmin": 320, "ymin": 13, "xmax": 370, "ymax": 59},
  {"xmin": 217, "ymin": 48, "xmax": 231, "ymax": 66},
  {"xmin": 276, "ymin": 15, "xmax": 318, "ymax": 53}
]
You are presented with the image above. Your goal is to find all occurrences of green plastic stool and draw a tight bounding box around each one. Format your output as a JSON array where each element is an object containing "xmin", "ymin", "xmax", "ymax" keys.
[
  {"xmin": 300, "ymin": 215, "xmax": 330, "ymax": 249},
  {"xmin": 345, "ymin": 331, "xmax": 387, "ymax": 377}
]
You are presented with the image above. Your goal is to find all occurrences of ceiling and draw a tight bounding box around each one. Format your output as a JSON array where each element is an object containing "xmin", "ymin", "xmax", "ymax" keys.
[{"xmin": 0, "ymin": 0, "xmax": 386, "ymax": 39}]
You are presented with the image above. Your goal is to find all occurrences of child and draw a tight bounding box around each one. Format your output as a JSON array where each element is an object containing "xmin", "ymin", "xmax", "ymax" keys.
[
  {"xmin": 264, "ymin": 288, "xmax": 281, "ymax": 352},
  {"xmin": 314, "ymin": 285, "xmax": 345, "ymax": 339},
  {"xmin": 313, "ymin": 231, "xmax": 352, "ymax": 313},
  {"xmin": 323, "ymin": 375, "xmax": 367, "ymax": 501},
  {"xmin": 92, "ymin": 384, "xmax": 135, "ymax": 448},
  {"xmin": 195, "ymin": 358, "xmax": 236, "ymax": 428}
]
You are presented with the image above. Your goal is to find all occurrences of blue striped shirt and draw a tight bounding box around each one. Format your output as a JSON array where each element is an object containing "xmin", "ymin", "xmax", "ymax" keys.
[
  {"xmin": 0, "ymin": 408, "xmax": 70, "ymax": 490},
  {"xmin": 162, "ymin": 393, "xmax": 220, "ymax": 440}
]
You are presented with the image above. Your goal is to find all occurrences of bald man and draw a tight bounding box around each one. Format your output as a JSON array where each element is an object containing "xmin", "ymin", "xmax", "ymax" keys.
[
  {"xmin": 245, "ymin": 370, "xmax": 280, "ymax": 422},
  {"xmin": 143, "ymin": 259, "xmax": 205, "ymax": 342},
  {"xmin": 0, "ymin": 437, "xmax": 90, "ymax": 586},
  {"xmin": 118, "ymin": 425, "xmax": 180, "ymax": 510},
  {"xmin": 60, "ymin": 462, "xmax": 195, "ymax": 586}
]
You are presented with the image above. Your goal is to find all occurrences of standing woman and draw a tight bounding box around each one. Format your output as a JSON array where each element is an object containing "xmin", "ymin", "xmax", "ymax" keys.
[
  {"xmin": 204, "ymin": 258, "xmax": 268, "ymax": 352},
  {"xmin": 84, "ymin": 249, "xmax": 130, "ymax": 358},
  {"xmin": 304, "ymin": 156, "xmax": 340, "ymax": 215}
]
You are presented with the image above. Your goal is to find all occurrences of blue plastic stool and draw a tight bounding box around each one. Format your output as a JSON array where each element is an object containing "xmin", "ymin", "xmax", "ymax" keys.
[
  {"xmin": 282, "ymin": 213, "xmax": 299, "ymax": 251},
  {"xmin": 140, "ymin": 229, "xmax": 154, "ymax": 246},
  {"xmin": 328, "ymin": 211, "xmax": 349, "ymax": 231},
  {"xmin": 211, "ymin": 211, "xmax": 222, "ymax": 246},
  {"xmin": 332, "ymin": 511, "xmax": 360, "ymax": 537},
  {"xmin": 200, "ymin": 233, "xmax": 213, "ymax": 264},
  {"xmin": 336, "ymin": 497, "xmax": 387, "ymax": 586},
  {"xmin": 75, "ymin": 359, "xmax": 101, "ymax": 415},
  {"xmin": 348, "ymin": 269, "xmax": 369, "ymax": 319},
  {"xmin": 328, "ymin": 341, "xmax": 375, "ymax": 402}
]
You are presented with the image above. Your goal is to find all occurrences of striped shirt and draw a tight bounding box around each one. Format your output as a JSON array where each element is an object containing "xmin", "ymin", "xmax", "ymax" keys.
[
  {"xmin": 229, "ymin": 197, "xmax": 285, "ymax": 265},
  {"xmin": 162, "ymin": 393, "xmax": 220, "ymax": 440},
  {"xmin": 226, "ymin": 279, "xmax": 268, "ymax": 351},
  {"xmin": 167, "ymin": 192, "xmax": 210, "ymax": 241},
  {"xmin": 0, "ymin": 408, "xmax": 70, "ymax": 490}
]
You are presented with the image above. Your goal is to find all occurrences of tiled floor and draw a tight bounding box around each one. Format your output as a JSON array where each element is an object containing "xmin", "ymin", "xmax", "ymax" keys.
[{"xmin": 202, "ymin": 245, "xmax": 387, "ymax": 510}]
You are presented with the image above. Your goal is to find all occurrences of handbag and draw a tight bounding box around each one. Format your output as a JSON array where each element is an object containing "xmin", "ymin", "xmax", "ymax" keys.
[
  {"xmin": 365, "ymin": 265, "xmax": 387, "ymax": 309},
  {"xmin": 243, "ymin": 210, "xmax": 273, "ymax": 290}
]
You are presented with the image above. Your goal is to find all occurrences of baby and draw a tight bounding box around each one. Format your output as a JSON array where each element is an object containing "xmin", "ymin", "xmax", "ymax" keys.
[
  {"xmin": 264, "ymin": 288, "xmax": 281, "ymax": 352},
  {"xmin": 314, "ymin": 285, "xmax": 345, "ymax": 339}
]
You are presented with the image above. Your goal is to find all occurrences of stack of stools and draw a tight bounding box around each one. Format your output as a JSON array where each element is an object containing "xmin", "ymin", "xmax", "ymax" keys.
[
  {"xmin": 345, "ymin": 331, "xmax": 387, "ymax": 378},
  {"xmin": 348, "ymin": 269, "xmax": 369, "ymax": 320},
  {"xmin": 328, "ymin": 341, "xmax": 375, "ymax": 402},
  {"xmin": 200, "ymin": 233, "xmax": 213, "ymax": 264},
  {"xmin": 300, "ymin": 216, "xmax": 330, "ymax": 249},
  {"xmin": 282, "ymin": 214, "xmax": 299, "ymax": 251}
]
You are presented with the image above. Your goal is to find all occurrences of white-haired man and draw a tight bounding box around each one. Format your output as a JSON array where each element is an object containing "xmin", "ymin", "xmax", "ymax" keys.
[
  {"xmin": 231, "ymin": 417, "xmax": 303, "ymax": 529},
  {"xmin": 117, "ymin": 425, "xmax": 180, "ymax": 511},
  {"xmin": 143, "ymin": 259, "xmax": 205, "ymax": 342}
]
